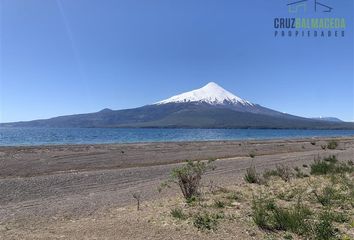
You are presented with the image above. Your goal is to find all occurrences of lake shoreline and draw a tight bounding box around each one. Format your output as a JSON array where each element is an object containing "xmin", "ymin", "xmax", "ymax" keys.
[
  {"xmin": 0, "ymin": 136, "xmax": 354, "ymax": 239},
  {"xmin": 1, "ymin": 136, "xmax": 353, "ymax": 178}
]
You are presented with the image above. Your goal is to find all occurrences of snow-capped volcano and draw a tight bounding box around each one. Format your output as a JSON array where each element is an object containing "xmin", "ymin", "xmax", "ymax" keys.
[
  {"xmin": 157, "ymin": 82, "xmax": 254, "ymax": 106},
  {"xmin": 2, "ymin": 81, "xmax": 353, "ymax": 129}
]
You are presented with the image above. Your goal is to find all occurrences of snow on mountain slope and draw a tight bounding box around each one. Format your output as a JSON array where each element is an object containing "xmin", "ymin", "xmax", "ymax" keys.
[{"xmin": 156, "ymin": 82, "xmax": 254, "ymax": 106}]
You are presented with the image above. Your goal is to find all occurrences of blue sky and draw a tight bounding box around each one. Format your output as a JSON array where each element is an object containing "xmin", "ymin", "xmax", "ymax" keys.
[{"xmin": 0, "ymin": 0, "xmax": 353, "ymax": 122}]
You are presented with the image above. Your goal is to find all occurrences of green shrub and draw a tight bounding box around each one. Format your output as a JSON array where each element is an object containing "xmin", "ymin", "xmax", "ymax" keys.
[
  {"xmin": 252, "ymin": 196, "xmax": 312, "ymax": 235},
  {"xmin": 171, "ymin": 207, "xmax": 187, "ymax": 220},
  {"xmin": 276, "ymin": 165, "xmax": 289, "ymax": 180},
  {"xmin": 249, "ymin": 152, "xmax": 256, "ymax": 158},
  {"xmin": 161, "ymin": 160, "xmax": 215, "ymax": 200},
  {"xmin": 283, "ymin": 233, "xmax": 294, "ymax": 239},
  {"xmin": 313, "ymin": 185, "xmax": 337, "ymax": 206},
  {"xmin": 312, "ymin": 183, "xmax": 348, "ymax": 208},
  {"xmin": 193, "ymin": 212, "xmax": 220, "ymax": 231},
  {"xmin": 272, "ymin": 201, "xmax": 312, "ymax": 235},
  {"xmin": 251, "ymin": 195, "xmax": 276, "ymax": 230},
  {"xmin": 186, "ymin": 195, "xmax": 198, "ymax": 205},
  {"xmin": 213, "ymin": 200, "xmax": 226, "ymax": 208},
  {"xmin": 252, "ymin": 195, "xmax": 345, "ymax": 239},
  {"xmin": 263, "ymin": 169, "xmax": 279, "ymax": 179},
  {"xmin": 226, "ymin": 191, "xmax": 242, "ymax": 201},
  {"xmin": 334, "ymin": 162, "xmax": 354, "ymax": 174},
  {"xmin": 314, "ymin": 211, "xmax": 337, "ymax": 240},
  {"xmin": 310, "ymin": 155, "xmax": 353, "ymax": 175},
  {"xmin": 277, "ymin": 189, "xmax": 300, "ymax": 202},
  {"xmin": 327, "ymin": 140, "xmax": 338, "ymax": 150},
  {"xmin": 337, "ymin": 174, "xmax": 354, "ymax": 205},
  {"xmin": 329, "ymin": 212, "xmax": 349, "ymax": 223},
  {"xmin": 263, "ymin": 164, "xmax": 292, "ymax": 182},
  {"xmin": 244, "ymin": 165, "xmax": 260, "ymax": 184},
  {"xmin": 310, "ymin": 156, "xmax": 337, "ymax": 175}
]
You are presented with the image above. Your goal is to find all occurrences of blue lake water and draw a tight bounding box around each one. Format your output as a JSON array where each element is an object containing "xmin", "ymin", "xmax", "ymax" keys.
[{"xmin": 0, "ymin": 128, "xmax": 354, "ymax": 146}]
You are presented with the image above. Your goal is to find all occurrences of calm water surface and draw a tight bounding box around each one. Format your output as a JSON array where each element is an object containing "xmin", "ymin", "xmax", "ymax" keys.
[{"xmin": 0, "ymin": 128, "xmax": 354, "ymax": 146}]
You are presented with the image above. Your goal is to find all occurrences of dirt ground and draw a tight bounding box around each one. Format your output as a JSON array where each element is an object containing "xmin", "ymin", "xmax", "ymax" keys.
[{"xmin": 0, "ymin": 137, "xmax": 353, "ymax": 239}]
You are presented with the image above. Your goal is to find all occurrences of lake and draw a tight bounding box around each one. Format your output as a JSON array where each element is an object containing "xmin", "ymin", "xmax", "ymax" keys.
[{"xmin": 1, "ymin": 128, "xmax": 354, "ymax": 146}]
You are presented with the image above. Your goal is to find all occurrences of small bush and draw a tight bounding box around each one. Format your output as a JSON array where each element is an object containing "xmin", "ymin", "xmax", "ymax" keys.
[
  {"xmin": 171, "ymin": 208, "xmax": 187, "ymax": 220},
  {"xmin": 263, "ymin": 169, "xmax": 278, "ymax": 179},
  {"xmin": 249, "ymin": 152, "xmax": 256, "ymax": 158},
  {"xmin": 244, "ymin": 165, "xmax": 260, "ymax": 184},
  {"xmin": 329, "ymin": 212, "xmax": 349, "ymax": 223},
  {"xmin": 272, "ymin": 202, "xmax": 312, "ymax": 235},
  {"xmin": 310, "ymin": 141, "xmax": 316, "ymax": 145},
  {"xmin": 310, "ymin": 155, "xmax": 337, "ymax": 175},
  {"xmin": 314, "ymin": 211, "xmax": 337, "ymax": 240},
  {"xmin": 277, "ymin": 189, "xmax": 300, "ymax": 202},
  {"xmin": 213, "ymin": 200, "xmax": 226, "ymax": 208},
  {"xmin": 283, "ymin": 233, "xmax": 294, "ymax": 239},
  {"xmin": 334, "ymin": 162, "xmax": 354, "ymax": 174},
  {"xmin": 186, "ymin": 195, "xmax": 198, "ymax": 205},
  {"xmin": 312, "ymin": 185, "xmax": 337, "ymax": 206},
  {"xmin": 312, "ymin": 183, "xmax": 346, "ymax": 208},
  {"xmin": 311, "ymin": 160, "xmax": 332, "ymax": 175},
  {"xmin": 226, "ymin": 191, "xmax": 242, "ymax": 201},
  {"xmin": 251, "ymin": 195, "xmax": 276, "ymax": 230},
  {"xmin": 252, "ymin": 195, "xmax": 312, "ymax": 235},
  {"xmin": 161, "ymin": 160, "xmax": 215, "ymax": 200},
  {"xmin": 310, "ymin": 155, "xmax": 353, "ymax": 176},
  {"xmin": 276, "ymin": 165, "xmax": 293, "ymax": 182},
  {"xmin": 193, "ymin": 212, "xmax": 220, "ymax": 231},
  {"xmin": 263, "ymin": 164, "xmax": 292, "ymax": 182},
  {"xmin": 327, "ymin": 140, "xmax": 338, "ymax": 150}
]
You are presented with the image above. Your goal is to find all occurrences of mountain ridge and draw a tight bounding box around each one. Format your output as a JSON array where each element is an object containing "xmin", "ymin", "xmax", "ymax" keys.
[
  {"xmin": 312, "ymin": 117, "xmax": 343, "ymax": 122},
  {"xmin": 1, "ymin": 82, "xmax": 353, "ymax": 129}
]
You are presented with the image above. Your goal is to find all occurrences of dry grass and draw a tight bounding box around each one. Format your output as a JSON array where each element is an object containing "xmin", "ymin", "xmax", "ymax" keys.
[
  {"xmin": 1, "ymin": 168, "xmax": 353, "ymax": 240},
  {"xmin": 161, "ymin": 158, "xmax": 354, "ymax": 239}
]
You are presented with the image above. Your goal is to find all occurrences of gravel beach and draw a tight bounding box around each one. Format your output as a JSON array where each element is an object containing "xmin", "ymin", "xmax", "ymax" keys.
[{"xmin": 0, "ymin": 137, "xmax": 353, "ymax": 239}]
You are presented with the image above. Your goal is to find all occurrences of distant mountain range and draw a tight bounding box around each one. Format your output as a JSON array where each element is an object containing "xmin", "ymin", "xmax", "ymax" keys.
[
  {"xmin": 1, "ymin": 82, "xmax": 353, "ymax": 129},
  {"xmin": 311, "ymin": 117, "xmax": 343, "ymax": 123}
]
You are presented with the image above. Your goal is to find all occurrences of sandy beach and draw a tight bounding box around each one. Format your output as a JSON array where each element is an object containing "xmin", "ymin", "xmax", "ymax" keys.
[{"xmin": 0, "ymin": 137, "xmax": 353, "ymax": 239}]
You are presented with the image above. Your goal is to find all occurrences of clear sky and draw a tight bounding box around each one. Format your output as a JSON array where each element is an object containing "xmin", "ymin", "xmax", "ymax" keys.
[{"xmin": 0, "ymin": 0, "xmax": 353, "ymax": 122}]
